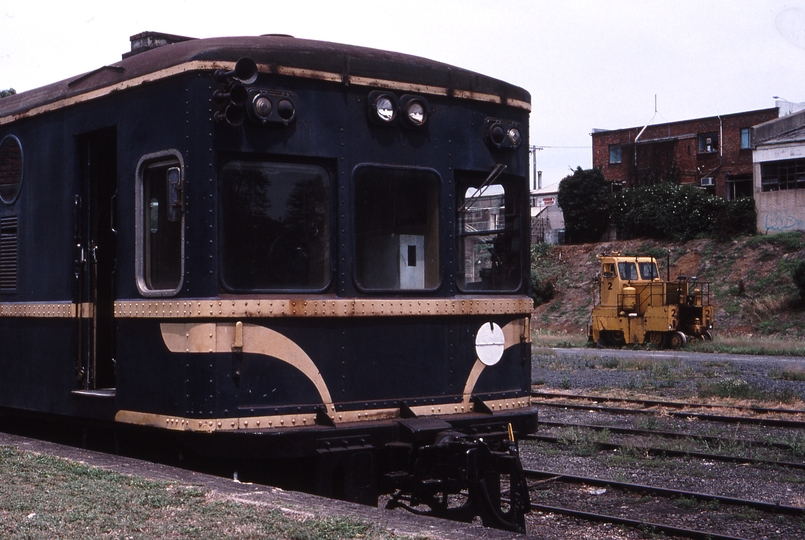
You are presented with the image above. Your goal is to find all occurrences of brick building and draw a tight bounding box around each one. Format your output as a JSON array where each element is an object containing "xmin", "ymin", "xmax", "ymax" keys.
[{"xmin": 591, "ymin": 108, "xmax": 779, "ymax": 200}]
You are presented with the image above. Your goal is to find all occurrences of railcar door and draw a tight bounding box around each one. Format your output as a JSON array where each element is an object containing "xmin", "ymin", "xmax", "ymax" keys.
[{"xmin": 76, "ymin": 128, "xmax": 117, "ymax": 390}]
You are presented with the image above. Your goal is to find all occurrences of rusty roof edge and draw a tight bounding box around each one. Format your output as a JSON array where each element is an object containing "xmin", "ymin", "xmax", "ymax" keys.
[{"xmin": 0, "ymin": 35, "xmax": 530, "ymax": 122}]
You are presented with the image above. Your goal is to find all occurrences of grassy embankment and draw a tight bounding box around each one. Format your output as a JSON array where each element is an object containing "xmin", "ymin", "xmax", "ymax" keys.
[{"xmin": 529, "ymin": 231, "xmax": 805, "ymax": 356}]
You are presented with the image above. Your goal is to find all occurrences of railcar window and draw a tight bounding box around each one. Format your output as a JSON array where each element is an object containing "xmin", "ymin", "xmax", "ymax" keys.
[
  {"xmin": 220, "ymin": 162, "xmax": 330, "ymax": 291},
  {"xmin": 139, "ymin": 159, "xmax": 183, "ymax": 292},
  {"xmin": 457, "ymin": 176, "xmax": 524, "ymax": 292},
  {"xmin": 639, "ymin": 261, "xmax": 659, "ymax": 280},
  {"xmin": 354, "ymin": 167, "xmax": 440, "ymax": 290},
  {"xmin": 0, "ymin": 135, "xmax": 23, "ymax": 205},
  {"xmin": 618, "ymin": 262, "xmax": 639, "ymax": 281}
]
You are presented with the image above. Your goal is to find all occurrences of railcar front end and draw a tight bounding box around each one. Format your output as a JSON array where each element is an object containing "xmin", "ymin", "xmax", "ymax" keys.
[{"xmin": 0, "ymin": 33, "xmax": 536, "ymax": 531}]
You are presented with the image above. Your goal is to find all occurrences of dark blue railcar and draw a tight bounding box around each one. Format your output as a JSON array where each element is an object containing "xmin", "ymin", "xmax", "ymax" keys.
[{"xmin": 0, "ymin": 32, "xmax": 536, "ymax": 531}]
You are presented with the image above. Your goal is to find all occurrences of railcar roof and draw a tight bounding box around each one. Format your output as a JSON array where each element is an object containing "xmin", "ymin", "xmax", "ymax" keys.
[{"xmin": 0, "ymin": 34, "xmax": 531, "ymax": 120}]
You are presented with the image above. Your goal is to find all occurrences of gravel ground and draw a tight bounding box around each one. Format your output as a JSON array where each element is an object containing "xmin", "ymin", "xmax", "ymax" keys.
[
  {"xmin": 522, "ymin": 347, "xmax": 805, "ymax": 538},
  {"xmin": 532, "ymin": 348, "xmax": 805, "ymax": 401}
]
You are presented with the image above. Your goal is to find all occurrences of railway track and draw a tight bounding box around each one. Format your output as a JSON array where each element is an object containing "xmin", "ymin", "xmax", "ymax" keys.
[
  {"xmin": 524, "ymin": 385, "xmax": 805, "ymax": 537},
  {"xmin": 531, "ymin": 390, "xmax": 805, "ymax": 428},
  {"xmin": 524, "ymin": 430, "xmax": 805, "ymax": 470},
  {"xmin": 525, "ymin": 468, "xmax": 805, "ymax": 540}
]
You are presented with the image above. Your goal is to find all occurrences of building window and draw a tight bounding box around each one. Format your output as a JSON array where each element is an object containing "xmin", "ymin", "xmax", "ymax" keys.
[
  {"xmin": 740, "ymin": 128, "xmax": 752, "ymax": 149},
  {"xmin": 698, "ymin": 132, "xmax": 718, "ymax": 153},
  {"xmin": 609, "ymin": 144, "xmax": 622, "ymax": 164},
  {"xmin": 761, "ymin": 158, "xmax": 805, "ymax": 192}
]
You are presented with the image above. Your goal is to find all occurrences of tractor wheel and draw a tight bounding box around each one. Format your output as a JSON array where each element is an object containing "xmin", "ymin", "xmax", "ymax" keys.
[
  {"xmin": 648, "ymin": 332, "xmax": 667, "ymax": 349},
  {"xmin": 668, "ymin": 331, "xmax": 687, "ymax": 349}
]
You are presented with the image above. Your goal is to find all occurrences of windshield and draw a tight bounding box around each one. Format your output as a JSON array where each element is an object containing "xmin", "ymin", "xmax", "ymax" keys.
[
  {"xmin": 219, "ymin": 161, "xmax": 330, "ymax": 291},
  {"xmin": 639, "ymin": 261, "xmax": 659, "ymax": 280}
]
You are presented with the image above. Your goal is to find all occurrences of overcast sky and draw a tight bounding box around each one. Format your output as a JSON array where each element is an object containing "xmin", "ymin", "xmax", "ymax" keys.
[{"xmin": 2, "ymin": 0, "xmax": 804, "ymax": 189}]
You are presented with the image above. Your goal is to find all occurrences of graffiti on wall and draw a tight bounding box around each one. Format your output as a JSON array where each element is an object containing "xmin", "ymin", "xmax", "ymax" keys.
[{"xmin": 764, "ymin": 211, "xmax": 805, "ymax": 233}]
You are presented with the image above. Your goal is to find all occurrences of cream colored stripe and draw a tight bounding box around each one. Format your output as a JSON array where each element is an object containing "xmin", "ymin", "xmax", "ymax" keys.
[
  {"xmin": 0, "ymin": 302, "xmax": 94, "ymax": 318},
  {"xmin": 160, "ymin": 322, "xmax": 333, "ymax": 407},
  {"xmin": 462, "ymin": 359, "xmax": 486, "ymax": 407},
  {"xmin": 116, "ymin": 298, "xmax": 533, "ymax": 318},
  {"xmin": 113, "ymin": 396, "xmax": 531, "ymax": 432},
  {"xmin": 1, "ymin": 58, "xmax": 530, "ymax": 126}
]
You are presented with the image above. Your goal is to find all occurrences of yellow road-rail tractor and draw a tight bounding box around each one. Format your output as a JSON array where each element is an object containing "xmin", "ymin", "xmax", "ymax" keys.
[{"xmin": 589, "ymin": 252, "xmax": 714, "ymax": 349}]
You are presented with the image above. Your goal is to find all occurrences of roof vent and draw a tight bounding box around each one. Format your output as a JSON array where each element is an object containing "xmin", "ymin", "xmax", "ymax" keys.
[{"xmin": 123, "ymin": 31, "xmax": 196, "ymax": 59}]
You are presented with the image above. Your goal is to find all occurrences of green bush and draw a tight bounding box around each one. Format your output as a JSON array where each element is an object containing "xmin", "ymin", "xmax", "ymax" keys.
[
  {"xmin": 558, "ymin": 167, "xmax": 610, "ymax": 244},
  {"xmin": 530, "ymin": 269, "xmax": 555, "ymax": 306},
  {"xmin": 610, "ymin": 184, "xmax": 756, "ymax": 241}
]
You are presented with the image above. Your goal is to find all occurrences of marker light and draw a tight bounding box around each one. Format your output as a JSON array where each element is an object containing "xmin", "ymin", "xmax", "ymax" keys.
[
  {"xmin": 507, "ymin": 128, "xmax": 522, "ymax": 146},
  {"xmin": 485, "ymin": 118, "xmax": 523, "ymax": 150},
  {"xmin": 277, "ymin": 99, "xmax": 295, "ymax": 121},
  {"xmin": 253, "ymin": 95, "xmax": 273, "ymax": 119}
]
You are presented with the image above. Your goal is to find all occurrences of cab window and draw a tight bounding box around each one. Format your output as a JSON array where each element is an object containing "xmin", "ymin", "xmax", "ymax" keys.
[
  {"xmin": 457, "ymin": 174, "xmax": 524, "ymax": 291},
  {"xmin": 354, "ymin": 166, "xmax": 440, "ymax": 290},
  {"xmin": 220, "ymin": 161, "xmax": 330, "ymax": 291},
  {"xmin": 639, "ymin": 261, "xmax": 659, "ymax": 280},
  {"xmin": 618, "ymin": 262, "xmax": 638, "ymax": 281}
]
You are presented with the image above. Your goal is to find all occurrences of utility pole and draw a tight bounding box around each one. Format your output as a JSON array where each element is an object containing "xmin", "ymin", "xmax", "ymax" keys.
[{"xmin": 529, "ymin": 145, "xmax": 543, "ymax": 190}]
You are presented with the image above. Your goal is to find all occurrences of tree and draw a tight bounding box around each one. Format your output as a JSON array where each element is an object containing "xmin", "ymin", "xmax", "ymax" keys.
[
  {"xmin": 557, "ymin": 167, "xmax": 610, "ymax": 244},
  {"xmin": 0, "ymin": 88, "xmax": 16, "ymax": 98},
  {"xmin": 793, "ymin": 259, "xmax": 805, "ymax": 303}
]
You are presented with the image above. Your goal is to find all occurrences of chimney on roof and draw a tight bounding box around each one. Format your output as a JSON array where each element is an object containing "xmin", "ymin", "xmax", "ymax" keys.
[{"xmin": 123, "ymin": 31, "xmax": 195, "ymax": 59}]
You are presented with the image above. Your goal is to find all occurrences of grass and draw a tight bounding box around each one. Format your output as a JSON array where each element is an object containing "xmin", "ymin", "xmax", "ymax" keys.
[
  {"xmin": 690, "ymin": 334, "xmax": 805, "ymax": 356},
  {"xmin": 0, "ymin": 446, "xmax": 401, "ymax": 540},
  {"xmin": 556, "ymin": 427, "xmax": 611, "ymax": 457},
  {"xmin": 533, "ymin": 328, "xmax": 805, "ymax": 357}
]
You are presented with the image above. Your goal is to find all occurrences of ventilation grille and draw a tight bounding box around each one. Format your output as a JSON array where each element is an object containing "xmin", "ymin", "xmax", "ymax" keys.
[{"xmin": 0, "ymin": 215, "xmax": 18, "ymax": 291}]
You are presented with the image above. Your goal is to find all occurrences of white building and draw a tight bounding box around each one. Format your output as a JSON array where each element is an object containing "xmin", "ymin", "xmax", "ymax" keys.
[{"xmin": 752, "ymin": 109, "xmax": 805, "ymax": 234}]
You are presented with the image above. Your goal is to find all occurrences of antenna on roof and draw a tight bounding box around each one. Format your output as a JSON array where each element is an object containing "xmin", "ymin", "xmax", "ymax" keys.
[{"xmin": 634, "ymin": 94, "xmax": 668, "ymax": 142}]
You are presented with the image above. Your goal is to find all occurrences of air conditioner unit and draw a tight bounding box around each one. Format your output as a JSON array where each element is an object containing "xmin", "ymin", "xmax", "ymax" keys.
[{"xmin": 700, "ymin": 177, "xmax": 714, "ymax": 187}]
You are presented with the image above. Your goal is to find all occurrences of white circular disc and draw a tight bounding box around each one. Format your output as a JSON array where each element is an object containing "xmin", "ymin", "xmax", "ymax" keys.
[{"xmin": 475, "ymin": 322, "xmax": 505, "ymax": 366}]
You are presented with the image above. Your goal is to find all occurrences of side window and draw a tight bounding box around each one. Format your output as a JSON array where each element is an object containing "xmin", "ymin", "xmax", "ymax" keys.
[
  {"xmin": 220, "ymin": 161, "xmax": 330, "ymax": 291},
  {"xmin": 354, "ymin": 166, "xmax": 440, "ymax": 291},
  {"xmin": 0, "ymin": 135, "xmax": 23, "ymax": 205},
  {"xmin": 457, "ymin": 174, "xmax": 524, "ymax": 292},
  {"xmin": 136, "ymin": 151, "xmax": 184, "ymax": 296}
]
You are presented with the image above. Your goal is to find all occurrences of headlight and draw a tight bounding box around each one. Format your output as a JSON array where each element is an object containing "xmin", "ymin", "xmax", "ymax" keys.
[
  {"xmin": 400, "ymin": 95, "xmax": 430, "ymax": 128},
  {"xmin": 368, "ymin": 91, "xmax": 398, "ymax": 124}
]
